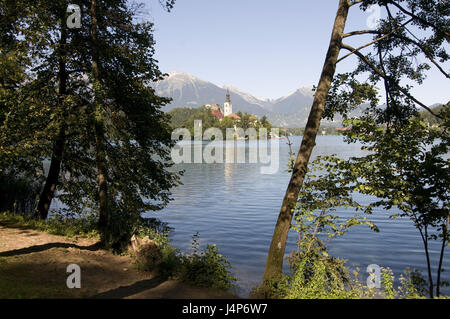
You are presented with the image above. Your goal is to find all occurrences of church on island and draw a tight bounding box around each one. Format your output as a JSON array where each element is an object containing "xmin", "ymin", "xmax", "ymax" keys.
[{"xmin": 205, "ymin": 89, "xmax": 241, "ymax": 121}]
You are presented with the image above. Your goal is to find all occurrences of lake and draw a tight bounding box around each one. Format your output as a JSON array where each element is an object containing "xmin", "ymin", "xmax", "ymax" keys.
[{"xmin": 147, "ymin": 135, "xmax": 449, "ymax": 297}]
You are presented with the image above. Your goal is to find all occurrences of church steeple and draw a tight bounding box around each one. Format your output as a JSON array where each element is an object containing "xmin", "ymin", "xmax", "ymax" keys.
[{"xmin": 224, "ymin": 89, "xmax": 232, "ymax": 116}]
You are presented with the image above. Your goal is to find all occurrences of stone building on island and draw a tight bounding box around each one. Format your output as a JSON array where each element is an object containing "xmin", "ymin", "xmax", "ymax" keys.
[{"xmin": 205, "ymin": 89, "xmax": 241, "ymax": 121}]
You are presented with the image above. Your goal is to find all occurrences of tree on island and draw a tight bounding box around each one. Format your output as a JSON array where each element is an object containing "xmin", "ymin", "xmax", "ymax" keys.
[{"xmin": 168, "ymin": 105, "xmax": 274, "ymax": 139}]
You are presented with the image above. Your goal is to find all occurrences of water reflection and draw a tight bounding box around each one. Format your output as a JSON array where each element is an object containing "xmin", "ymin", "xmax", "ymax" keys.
[{"xmin": 150, "ymin": 136, "xmax": 449, "ymax": 297}]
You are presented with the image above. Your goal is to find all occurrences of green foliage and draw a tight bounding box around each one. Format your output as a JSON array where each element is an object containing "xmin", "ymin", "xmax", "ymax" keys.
[
  {"xmin": 294, "ymin": 156, "xmax": 379, "ymax": 238},
  {"xmin": 260, "ymin": 144, "xmax": 448, "ymax": 299},
  {"xmin": 341, "ymin": 115, "xmax": 449, "ymax": 297},
  {"xmin": 177, "ymin": 233, "xmax": 236, "ymax": 291},
  {"xmin": 381, "ymin": 267, "xmax": 396, "ymax": 299},
  {"xmin": 417, "ymin": 103, "xmax": 448, "ymax": 126},
  {"xmin": 135, "ymin": 218, "xmax": 172, "ymax": 247},
  {"xmin": 131, "ymin": 220, "xmax": 173, "ymax": 272},
  {"xmin": 131, "ymin": 232, "xmax": 236, "ymax": 292},
  {"xmin": 252, "ymin": 275, "xmax": 291, "ymax": 299},
  {"xmin": 379, "ymin": 267, "xmax": 435, "ymax": 299},
  {"xmin": 290, "ymin": 114, "xmax": 450, "ymax": 299},
  {"xmin": 398, "ymin": 268, "xmax": 429, "ymax": 299},
  {"xmin": 157, "ymin": 244, "xmax": 182, "ymax": 279},
  {"xmin": 0, "ymin": 172, "xmax": 42, "ymax": 215},
  {"xmin": 295, "ymin": 111, "xmax": 449, "ymax": 298},
  {"xmin": 168, "ymin": 106, "xmax": 220, "ymax": 136},
  {"xmin": 255, "ymin": 246, "xmax": 372, "ymax": 299},
  {"xmin": 134, "ymin": 243, "xmax": 163, "ymax": 272},
  {"xmin": 0, "ymin": 211, "xmax": 99, "ymax": 239},
  {"xmin": 324, "ymin": 72, "xmax": 379, "ymax": 122},
  {"xmin": 284, "ymin": 255, "xmax": 364, "ymax": 299},
  {"xmin": 257, "ymin": 158, "xmax": 379, "ymax": 299},
  {"xmin": 1, "ymin": 0, "xmax": 182, "ymax": 250},
  {"xmin": 277, "ymin": 0, "xmax": 450, "ymax": 299},
  {"xmin": 168, "ymin": 105, "xmax": 274, "ymax": 139},
  {"xmin": 282, "ymin": 127, "xmax": 347, "ymax": 136},
  {"xmin": 168, "ymin": 107, "xmax": 206, "ymax": 130}
]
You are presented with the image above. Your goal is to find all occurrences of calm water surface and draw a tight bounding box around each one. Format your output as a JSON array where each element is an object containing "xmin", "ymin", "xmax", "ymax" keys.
[{"xmin": 146, "ymin": 136, "xmax": 449, "ymax": 297}]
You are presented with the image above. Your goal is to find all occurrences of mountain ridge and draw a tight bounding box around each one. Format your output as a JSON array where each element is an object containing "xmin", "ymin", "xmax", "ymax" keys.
[
  {"xmin": 152, "ymin": 71, "xmax": 316, "ymax": 127},
  {"xmin": 152, "ymin": 71, "xmax": 443, "ymax": 128}
]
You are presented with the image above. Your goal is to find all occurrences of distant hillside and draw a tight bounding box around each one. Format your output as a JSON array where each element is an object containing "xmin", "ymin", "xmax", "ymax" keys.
[
  {"xmin": 151, "ymin": 71, "xmax": 314, "ymax": 126},
  {"xmin": 152, "ymin": 71, "xmax": 445, "ymax": 128},
  {"xmin": 167, "ymin": 106, "xmax": 205, "ymax": 129},
  {"xmin": 167, "ymin": 106, "xmax": 274, "ymax": 139},
  {"xmin": 418, "ymin": 103, "xmax": 448, "ymax": 125},
  {"xmin": 152, "ymin": 72, "xmax": 272, "ymax": 116}
]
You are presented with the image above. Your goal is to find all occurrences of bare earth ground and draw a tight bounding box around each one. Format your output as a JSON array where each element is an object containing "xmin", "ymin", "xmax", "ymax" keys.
[{"xmin": 0, "ymin": 223, "xmax": 236, "ymax": 299}]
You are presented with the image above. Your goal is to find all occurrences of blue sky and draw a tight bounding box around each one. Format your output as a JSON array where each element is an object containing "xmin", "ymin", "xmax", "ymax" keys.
[{"xmin": 141, "ymin": 0, "xmax": 449, "ymax": 105}]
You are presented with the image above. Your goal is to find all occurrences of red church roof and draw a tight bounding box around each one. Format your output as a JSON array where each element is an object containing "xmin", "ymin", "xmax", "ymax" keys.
[
  {"xmin": 226, "ymin": 113, "xmax": 241, "ymax": 120},
  {"xmin": 211, "ymin": 109, "xmax": 224, "ymax": 119}
]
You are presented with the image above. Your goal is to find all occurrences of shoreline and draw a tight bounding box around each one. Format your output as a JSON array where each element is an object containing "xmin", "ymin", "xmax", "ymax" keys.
[{"xmin": 0, "ymin": 221, "xmax": 237, "ymax": 299}]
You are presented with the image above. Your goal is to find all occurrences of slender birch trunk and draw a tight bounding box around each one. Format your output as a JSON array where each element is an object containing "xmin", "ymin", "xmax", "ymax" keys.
[{"xmin": 263, "ymin": 0, "xmax": 351, "ymax": 283}]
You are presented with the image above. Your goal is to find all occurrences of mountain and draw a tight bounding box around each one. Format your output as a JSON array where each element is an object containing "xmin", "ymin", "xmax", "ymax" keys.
[
  {"xmin": 152, "ymin": 71, "xmax": 270, "ymax": 116},
  {"xmin": 269, "ymin": 87, "xmax": 315, "ymax": 114},
  {"xmin": 153, "ymin": 71, "xmax": 442, "ymax": 128},
  {"xmin": 417, "ymin": 102, "xmax": 448, "ymax": 125},
  {"xmin": 152, "ymin": 71, "xmax": 316, "ymax": 124},
  {"xmin": 224, "ymin": 85, "xmax": 273, "ymax": 111}
]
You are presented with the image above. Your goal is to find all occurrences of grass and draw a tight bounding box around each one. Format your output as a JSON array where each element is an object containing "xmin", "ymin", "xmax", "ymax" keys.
[
  {"xmin": 0, "ymin": 211, "xmax": 99, "ymax": 239},
  {"xmin": 1, "ymin": 211, "xmax": 237, "ymax": 295}
]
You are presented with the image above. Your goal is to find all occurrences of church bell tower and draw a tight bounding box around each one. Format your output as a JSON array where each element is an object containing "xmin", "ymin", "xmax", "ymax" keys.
[{"xmin": 224, "ymin": 89, "xmax": 232, "ymax": 116}]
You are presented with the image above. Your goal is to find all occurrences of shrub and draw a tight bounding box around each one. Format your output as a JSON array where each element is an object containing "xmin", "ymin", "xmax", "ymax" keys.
[
  {"xmin": 134, "ymin": 242, "xmax": 163, "ymax": 271},
  {"xmin": 284, "ymin": 253, "xmax": 365, "ymax": 299},
  {"xmin": 130, "ymin": 231, "xmax": 235, "ymax": 292},
  {"xmin": 177, "ymin": 238, "xmax": 236, "ymax": 291},
  {"xmin": 252, "ymin": 275, "xmax": 291, "ymax": 299},
  {"xmin": 157, "ymin": 244, "xmax": 181, "ymax": 279},
  {"xmin": 381, "ymin": 267, "xmax": 396, "ymax": 299},
  {"xmin": 0, "ymin": 211, "xmax": 99, "ymax": 238},
  {"xmin": 0, "ymin": 173, "xmax": 42, "ymax": 215},
  {"xmin": 398, "ymin": 268, "xmax": 428, "ymax": 299},
  {"xmin": 254, "ymin": 249, "xmax": 371, "ymax": 299}
]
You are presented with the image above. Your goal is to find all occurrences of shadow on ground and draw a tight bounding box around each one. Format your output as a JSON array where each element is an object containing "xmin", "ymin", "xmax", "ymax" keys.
[
  {"xmin": 93, "ymin": 277, "xmax": 166, "ymax": 298},
  {"xmin": 0, "ymin": 242, "xmax": 101, "ymax": 257}
]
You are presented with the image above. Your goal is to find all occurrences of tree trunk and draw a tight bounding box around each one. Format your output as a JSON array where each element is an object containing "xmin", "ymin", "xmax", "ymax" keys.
[
  {"xmin": 90, "ymin": 0, "xmax": 109, "ymax": 239},
  {"xmin": 423, "ymin": 229, "xmax": 434, "ymax": 298},
  {"xmin": 36, "ymin": 131, "xmax": 65, "ymax": 219},
  {"xmin": 263, "ymin": 0, "xmax": 350, "ymax": 284},
  {"xmin": 436, "ymin": 215, "xmax": 448, "ymax": 297},
  {"xmin": 36, "ymin": 7, "xmax": 67, "ymax": 219}
]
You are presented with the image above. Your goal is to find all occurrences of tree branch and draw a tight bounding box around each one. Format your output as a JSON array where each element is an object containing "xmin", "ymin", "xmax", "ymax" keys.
[
  {"xmin": 348, "ymin": 0, "xmax": 364, "ymax": 7},
  {"xmin": 341, "ymin": 43, "xmax": 441, "ymax": 118},
  {"xmin": 337, "ymin": 18, "xmax": 413, "ymax": 63},
  {"xmin": 342, "ymin": 24, "xmax": 449, "ymax": 79},
  {"xmin": 400, "ymin": 30, "xmax": 450, "ymax": 79},
  {"xmin": 388, "ymin": 1, "xmax": 450, "ymax": 38},
  {"xmin": 343, "ymin": 30, "xmax": 378, "ymax": 38}
]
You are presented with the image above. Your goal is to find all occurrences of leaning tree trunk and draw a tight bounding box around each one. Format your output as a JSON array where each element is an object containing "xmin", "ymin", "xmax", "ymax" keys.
[
  {"xmin": 263, "ymin": 0, "xmax": 350, "ymax": 284},
  {"xmin": 436, "ymin": 215, "xmax": 449, "ymax": 297},
  {"xmin": 90, "ymin": 0, "xmax": 109, "ymax": 240},
  {"xmin": 36, "ymin": 7, "xmax": 68, "ymax": 219}
]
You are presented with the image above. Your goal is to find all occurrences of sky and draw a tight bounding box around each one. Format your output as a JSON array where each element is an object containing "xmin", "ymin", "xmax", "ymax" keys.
[{"xmin": 140, "ymin": 0, "xmax": 449, "ymax": 105}]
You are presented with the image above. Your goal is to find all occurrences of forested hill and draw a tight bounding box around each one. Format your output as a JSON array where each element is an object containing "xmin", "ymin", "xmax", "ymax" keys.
[
  {"xmin": 167, "ymin": 106, "xmax": 274, "ymax": 138},
  {"xmin": 418, "ymin": 103, "xmax": 449, "ymax": 125}
]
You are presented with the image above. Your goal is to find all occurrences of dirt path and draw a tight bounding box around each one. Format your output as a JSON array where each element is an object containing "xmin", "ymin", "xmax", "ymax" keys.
[{"xmin": 0, "ymin": 224, "xmax": 236, "ymax": 299}]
